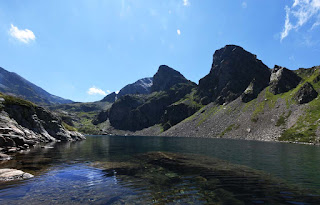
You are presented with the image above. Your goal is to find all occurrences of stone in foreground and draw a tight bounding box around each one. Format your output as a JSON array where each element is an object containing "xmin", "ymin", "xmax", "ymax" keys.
[{"xmin": 0, "ymin": 168, "xmax": 34, "ymax": 181}]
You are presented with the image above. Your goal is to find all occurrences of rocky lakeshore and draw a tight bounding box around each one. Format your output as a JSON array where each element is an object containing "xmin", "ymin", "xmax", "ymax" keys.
[{"xmin": 0, "ymin": 93, "xmax": 85, "ymax": 180}]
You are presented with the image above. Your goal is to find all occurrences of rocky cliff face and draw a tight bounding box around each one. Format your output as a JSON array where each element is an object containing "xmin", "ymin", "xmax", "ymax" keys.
[
  {"xmin": 0, "ymin": 67, "xmax": 72, "ymax": 105},
  {"xmin": 197, "ymin": 45, "xmax": 270, "ymax": 105},
  {"xmin": 0, "ymin": 93, "xmax": 84, "ymax": 153},
  {"xmin": 105, "ymin": 65, "xmax": 196, "ymax": 131}
]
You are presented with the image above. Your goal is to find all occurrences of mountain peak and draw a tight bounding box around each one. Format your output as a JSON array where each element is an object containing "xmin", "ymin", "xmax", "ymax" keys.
[
  {"xmin": 198, "ymin": 45, "xmax": 270, "ymax": 104},
  {"xmin": 151, "ymin": 65, "xmax": 191, "ymax": 92}
]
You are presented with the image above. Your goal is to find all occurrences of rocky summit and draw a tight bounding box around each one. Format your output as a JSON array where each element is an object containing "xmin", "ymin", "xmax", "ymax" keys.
[
  {"xmin": 151, "ymin": 65, "xmax": 192, "ymax": 92},
  {"xmin": 197, "ymin": 45, "xmax": 270, "ymax": 105}
]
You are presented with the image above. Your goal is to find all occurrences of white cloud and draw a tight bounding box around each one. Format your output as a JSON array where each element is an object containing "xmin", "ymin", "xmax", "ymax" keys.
[
  {"xmin": 183, "ymin": 0, "xmax": 190, "ymax": 6},
  {"xmin": 115, "ymin": 90, "xmax": 120, "ymax": 94},
  {"xmin": 177, "ymin": 29, "xmax": 181, "ymax": 35},
  {"xmin": 242, "ymin": 2, "xmax": 247, "ymax": 9},
  {"xmin": 87, "ymin": 87, "xmax": 107, "ymax": 96},
  {"xmin": 9, "ymin": 24, "xmax": 35, "ymax": 44},
  {"xmin": 281, "ymin": 0, "xmax": 320, "ymax": 41}
]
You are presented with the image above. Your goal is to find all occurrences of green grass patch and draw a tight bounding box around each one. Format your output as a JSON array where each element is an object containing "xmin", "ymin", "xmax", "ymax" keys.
[
  {"xmin": 62, "ymin": 122, "xmax": 78, "ymax": 132},
  {"xmin": 197, "ymin": 105, "xmax": 223, "ymax": 126},
  {"xmin": 3, "ymin": 95, "xmax": 36, "ymax": 108},
  {"xmin": 219, "ymin": 124, "xmax": 235, "ymax": 137},
  {"xmin": 276, "ymin": 114, "xmax": 286, "ymax": 127}
]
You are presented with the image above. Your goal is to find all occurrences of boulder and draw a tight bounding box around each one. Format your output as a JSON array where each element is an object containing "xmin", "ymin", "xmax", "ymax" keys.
[
  {"xmin": 0, "ymin": 153, "xmax": 11, "ymax": 160},
  {"xmin": 0, "ymin": 169, "xmax": 34, "ymax": 181},
  {"xmin": 241, "ymin": 79, "xmax": 264, "ymax": 103},
  {"xmin": 269, "ymin": 65, "xmax": 301, "ymax": 94},
  {"xmin": 293, "ymin": 82, "xmax": 318, "ymax": 104}
]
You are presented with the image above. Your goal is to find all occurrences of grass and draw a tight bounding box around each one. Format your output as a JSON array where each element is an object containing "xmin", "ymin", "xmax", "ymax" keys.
[
  {"xmin": 276, "ymin": 113, "xmax": 286, "ymax": 127},
  {"xmin": 278, "ymin": 69, "xmax": 320, "ymax": 143},
  {"xmin": 2, "ymin": 94, "xmax": 36, "ymax": 108},
  {"xmin": 197, "ymin": 105, "xmax": 223, "ymax": 126},
  {"xmin": 219, "ymin": 124, "xmax": 235, "ymax": 137},
  {"xmin": 62, "ymin": 122, "xmax": 78, "ymax": 132}
]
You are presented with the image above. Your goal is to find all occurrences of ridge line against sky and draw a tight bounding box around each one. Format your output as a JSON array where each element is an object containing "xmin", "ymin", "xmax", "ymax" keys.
[{"xmin": 0, "ymin": 0, "xmax": 320, "ymax": 102}]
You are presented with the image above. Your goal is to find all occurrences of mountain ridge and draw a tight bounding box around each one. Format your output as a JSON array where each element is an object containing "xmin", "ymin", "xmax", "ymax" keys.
[{"xmin": 0, "ymin": 67, "xmax": 72, "ymax": 105}]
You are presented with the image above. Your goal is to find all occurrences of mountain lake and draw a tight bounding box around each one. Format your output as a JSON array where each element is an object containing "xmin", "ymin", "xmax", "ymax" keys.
[{"xmin": 0, "ymin": 135, "xmax": 320, "ymax": 204}]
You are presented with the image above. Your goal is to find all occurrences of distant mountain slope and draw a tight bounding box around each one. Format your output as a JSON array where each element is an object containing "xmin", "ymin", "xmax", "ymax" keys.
[
  {"xmin": 101, "ymin": 77, "xmax": 153, "ymax": 103},
  {"xmin": 0, "ymin": 67, "xmax": 72, "ymax": 105},
  {"xmin": 118, "ymin": 77, "xmax": 153, "ymax": 97}
]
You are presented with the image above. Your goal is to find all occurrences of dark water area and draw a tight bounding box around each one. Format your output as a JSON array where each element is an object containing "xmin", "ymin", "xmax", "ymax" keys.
[{"xmin": 0, "ymin": 135, "xmax": 320, "ymax": 204}]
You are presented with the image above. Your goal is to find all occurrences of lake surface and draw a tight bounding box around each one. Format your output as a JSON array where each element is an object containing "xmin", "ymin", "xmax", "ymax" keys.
[{"xmin": 1, "ymin": 135, "xmax": 320, "ymax": 204}]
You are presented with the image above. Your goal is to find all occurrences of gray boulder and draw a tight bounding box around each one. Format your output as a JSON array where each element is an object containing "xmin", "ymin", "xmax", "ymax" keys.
[
  {"xmin": 0, "ymin": 169, "xmax": 34, "ymax": 181},
  {"xmin": 293, "ymin": 82, "xmax": 318, "ymax": 104},
  {"xmin": 269, "ymin": 65, "xmax": 301, "ymax": 94}
]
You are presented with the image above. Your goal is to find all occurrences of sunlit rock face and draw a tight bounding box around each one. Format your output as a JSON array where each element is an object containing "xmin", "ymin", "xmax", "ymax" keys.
[
  {"xmin": 269, "ymin": 65, "xmax": 301, "ymax": 95},
  {"xmin": 198, "ymin": 45, "xmax": 270, "ymax": 104}
]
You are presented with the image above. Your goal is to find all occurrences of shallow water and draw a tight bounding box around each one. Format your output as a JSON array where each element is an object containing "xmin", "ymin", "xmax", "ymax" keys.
[{"xmin": 0, "ymin": 135, "xmax": 320, "ymax": 204}]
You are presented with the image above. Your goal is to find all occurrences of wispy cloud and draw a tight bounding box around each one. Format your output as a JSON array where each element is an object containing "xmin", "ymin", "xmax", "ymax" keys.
[
  {"xmin": 281, "ymin": 0, "xmax": 320, "ymax": 41},
  {"xmin": 9, "ymin": 24, "xmax": 35, "ymax": 44},
  {"xmin": 87, "ymin": 87, "xmax": 108, "ymax": 96},
  {"xmin": 242, "ymin": 2, "xmax": 247, "ymax": 9},
  {"xmin": 183, "ymin": 0, "xmax": 190, "ymax": 7},
  {"xmin": 177, "ymin": 29, "xmax": 181, "ymax": 35}
]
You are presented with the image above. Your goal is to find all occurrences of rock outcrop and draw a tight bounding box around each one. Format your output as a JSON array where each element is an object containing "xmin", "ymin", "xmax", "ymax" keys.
[
  {"xmin": 109, "ymin": 83, "xmax": 195, "ymax": 131},
  {"xmin": 0, "ymin": 93, "xmax": 84, "ymax": 153},
  {"xmin": 197, "ymin": 45, "xmax": 270, "ymax": 105},
  {"xmin": 161, "ymin": 102, "xmax": 199, "ymax": 131},
  {"xmin": 269, "ymin": 65, "xmax": 301, "ymax": 94},
  {"xmin": 293, "ymin": 82, "xmax": 318, "ymax": 104}
]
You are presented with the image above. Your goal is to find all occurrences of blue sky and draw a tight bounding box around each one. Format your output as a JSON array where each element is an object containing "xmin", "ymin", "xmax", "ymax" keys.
[{"xmin": 0, "ymin": 0, "xmax": 320, "ymax": 102}]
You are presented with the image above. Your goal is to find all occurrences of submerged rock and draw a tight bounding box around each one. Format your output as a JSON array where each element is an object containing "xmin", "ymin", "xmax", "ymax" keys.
[
  {"xmin": 293, "ymin": 82, "xmax": 318, "ymax": 104},
  {"xmin": 95, "ymin": 152, "xmax": 320, "ymax": 204},
  {"xmin": 0, "ymin": 168, "xmax": 34, "ymax": 181},
  {"xmin": 269, "ymin": 65, "xmax": 301, "ymax": 94}
]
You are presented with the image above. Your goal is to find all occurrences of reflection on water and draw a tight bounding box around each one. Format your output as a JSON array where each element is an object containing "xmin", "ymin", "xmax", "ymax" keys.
[{"xmin": 0, "ymin": 136, "xmax": 320, "ymax": 204}]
